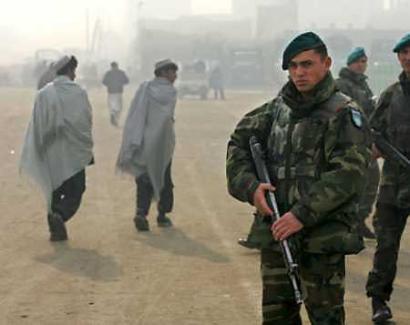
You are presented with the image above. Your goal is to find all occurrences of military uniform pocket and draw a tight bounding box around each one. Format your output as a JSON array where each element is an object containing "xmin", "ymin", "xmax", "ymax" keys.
[{"xmin": 302, "ymin": 221, "xmax": 364, "ymax": 255}]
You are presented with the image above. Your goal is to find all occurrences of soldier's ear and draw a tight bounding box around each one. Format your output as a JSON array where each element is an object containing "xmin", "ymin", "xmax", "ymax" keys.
[{"xmin": 324, "ymin": 56, "xmax": 332, "ymax": 69}]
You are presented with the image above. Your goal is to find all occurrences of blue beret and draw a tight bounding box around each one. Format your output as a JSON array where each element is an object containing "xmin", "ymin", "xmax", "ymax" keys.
[
  {"xmin": 393, "ymin": 33, "xmax": 410, "ymax": 53},
  {"xmin": 347, "ymin": 47, "xmax": 367, "ymax": 65},
  {"xmin": 282, "ymin": 32, "xmax": 326, "ymax": 70}
]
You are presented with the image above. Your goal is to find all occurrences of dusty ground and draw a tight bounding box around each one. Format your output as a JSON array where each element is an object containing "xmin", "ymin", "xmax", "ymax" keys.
[{"xmin": 1, "ymin": 86, "xmax": 410, "ymax": 324}]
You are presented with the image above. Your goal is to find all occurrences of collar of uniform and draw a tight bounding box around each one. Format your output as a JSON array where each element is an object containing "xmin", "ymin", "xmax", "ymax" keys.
[
  {"xmin": 399, "ymin": 71, "xmax": 410, "ymax": 96},
  {"xmin": 339, "ymin": 67, "xmax": 367, "ymax": 84},
  {"xmin": 280, "ymin": 72, "xmax": 337, "ymax": 119}
]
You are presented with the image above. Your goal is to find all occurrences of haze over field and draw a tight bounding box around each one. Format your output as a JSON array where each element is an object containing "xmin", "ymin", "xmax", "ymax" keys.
[{"xmin": 0, "ymin": 0, "xmax": 409, "ymax": 65}]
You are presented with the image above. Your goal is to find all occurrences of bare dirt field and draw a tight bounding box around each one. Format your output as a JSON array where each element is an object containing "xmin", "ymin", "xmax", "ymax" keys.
[{"xmin": 1, "ymin": 86, "xmax": 409, "ymax": 324}]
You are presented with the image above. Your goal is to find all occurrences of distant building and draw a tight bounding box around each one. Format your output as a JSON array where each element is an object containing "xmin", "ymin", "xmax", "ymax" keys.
[{"xmin": 298, "ymin": 0, "xmax": 385, "ymax": 29}]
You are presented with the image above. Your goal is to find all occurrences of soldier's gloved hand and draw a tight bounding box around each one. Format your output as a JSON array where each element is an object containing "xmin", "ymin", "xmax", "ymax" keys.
[
  {"xmin": 272, "ymin": 212, "xmax": 304, "ymax": 241},
  {"xmin": 253, "ymin": 183, "xmax": 275, "ymax": 216}
]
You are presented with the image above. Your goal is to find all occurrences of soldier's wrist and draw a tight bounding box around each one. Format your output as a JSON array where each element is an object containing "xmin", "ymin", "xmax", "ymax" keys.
[
  {"xmin": 246, "ymin": 180, "xmax": 261, "ymax": 205},
  {"xmin": 290, "ymin": 204, "xmax": 314, "ymax": 227}
]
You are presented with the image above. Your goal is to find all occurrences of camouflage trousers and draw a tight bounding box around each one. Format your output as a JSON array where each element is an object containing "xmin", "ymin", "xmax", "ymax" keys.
[
  {"xmin": 357, "ymin": 160, "xmax": 380, "ymax": 221},
  {"xmin": 261, "ymin": 248, "xmax": 345, "ymax": 325},
  {"xmin": 366, "ymin": 203, "xmax": 410, "ymax": 300}
]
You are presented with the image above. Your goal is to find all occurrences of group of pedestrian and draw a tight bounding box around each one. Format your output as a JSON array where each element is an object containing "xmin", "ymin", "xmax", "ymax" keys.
[
  {"xmin": 227, "ymin": 32, "xmax": 410, "ymax": 324},
  {"xmin": 20, "ymin": 56, "xmax": 179, "ymax": 241}
]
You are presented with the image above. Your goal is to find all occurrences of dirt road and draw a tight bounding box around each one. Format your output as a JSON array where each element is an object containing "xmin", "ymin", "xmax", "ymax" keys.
[{"xmin": 1, "ymin": 87, "xmax": 409, "ymax": 324}]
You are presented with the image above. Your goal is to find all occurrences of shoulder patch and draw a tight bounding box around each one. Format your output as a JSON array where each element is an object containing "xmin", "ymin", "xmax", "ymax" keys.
[{"xmin": 350, "ymin": 108, "xmax": 363, "ymax": 128}]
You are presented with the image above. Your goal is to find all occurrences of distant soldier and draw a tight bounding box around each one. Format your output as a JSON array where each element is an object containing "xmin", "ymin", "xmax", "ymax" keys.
[
  {"xmin": 226, "ymin": 32, "xmax": 371, "ymax": 324},
  {"xmin": 20, "ymin": 55, "xmax": 94, "ymax": 241},
  {"xmin": 336, "ymin": 47, "xmax": 379, "ymax": 239},
  {"xmin": 209, "ymin": 65, "xmax": 225, "ymax": 100},
  {"xmin": 116, "ymin": 59, "xmax": 178, "ymax": 231},
  {"xmin": 102, "ymin": 62, "xmax": 129, "ymax": 126},
  {"xmin": 366, "ymin": 33, "xmax": 410, "ymax": 323}
]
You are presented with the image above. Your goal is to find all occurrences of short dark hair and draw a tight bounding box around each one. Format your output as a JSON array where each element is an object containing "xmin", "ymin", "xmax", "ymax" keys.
[
  {"xmin": 56, "ymin": 56, "xmax": 78, "ymax": 75},
  {"xmin": 111, "ymin": 61, "xmax": 118, "ymax": 68},
  {"xmin": 154, "ymin": 65, "xmax": 178, "ymax": 77},
  {"xmin": 313, "ymin": 45, "xmax": 328, "ymax": 60}
]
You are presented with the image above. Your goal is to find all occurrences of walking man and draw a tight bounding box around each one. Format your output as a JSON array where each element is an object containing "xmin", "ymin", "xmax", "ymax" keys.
[
  {"xmin": 226, "ymin": 32, "xmax": 371, "ymax": 324},
  {"xmin": 20, "ymin": 55, "xmax": 94, "ymax": 241},
  {"xmin": 102, "ymin": 61, "xmax": 129, "ymax": 126},
  {"xmin": 117, "ymin": 59, "xmax": 178, "ymax": 231},
  {"xmin": 366, "ymin": 33, "xmax": 410, "ymax": 324}
]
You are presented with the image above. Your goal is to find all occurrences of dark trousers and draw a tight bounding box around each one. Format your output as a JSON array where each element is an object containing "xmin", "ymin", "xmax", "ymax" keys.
[
  {"xmin": 50, "ymin": 170, "xmax": 86, "ymax": 222},
  {"xmin": 261, "ymin": 249, "xmax": 345, "ymax": 324},
  {"xmin": 357, "ymin": 160, "xmax": 380, "ymax": 221},
  {"xmin": 135, "ymin": 164, "xmax": 173, "ymax": 217},
  {"xmin": 366, "ymin": 203, "xmax": 410, "ymax": 301}
]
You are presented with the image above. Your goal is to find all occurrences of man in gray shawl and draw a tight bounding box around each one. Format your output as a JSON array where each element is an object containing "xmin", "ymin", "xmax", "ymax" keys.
[
  {"xmin": 20, "ymin": 55, "xmax": 94, "ymax": 241},
  {"xmin": 117, "ymin": 59, "xmax": 178, "ymax": 231}
]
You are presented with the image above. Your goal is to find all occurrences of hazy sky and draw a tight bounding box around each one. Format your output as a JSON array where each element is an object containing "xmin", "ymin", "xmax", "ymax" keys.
[{"xmin": 0, "ymin": 0, "xmax": 231, "ymax": 64}]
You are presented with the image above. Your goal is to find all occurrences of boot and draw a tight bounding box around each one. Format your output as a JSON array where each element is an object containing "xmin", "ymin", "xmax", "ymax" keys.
[
  {"xmin": 237, "ymin": 238, "xmax": 261, "ymax": 250},
  {"xmin": 134, "ymin": 215, "xmax": 150, "ymax": 231},
  {"xmin": 372, "ymin": 296, "xmax": 392, "ymax": 323},
  {"xmin": 358, "ymin": 221, "xmax": 376, "ymax": 239},
  {"xmin": 48, "ymin": 213, "xmax": 68, "ymax": 241},
  {"xmin": 157, "ymin": 213, "xmax": 173, "ymax": 228}
]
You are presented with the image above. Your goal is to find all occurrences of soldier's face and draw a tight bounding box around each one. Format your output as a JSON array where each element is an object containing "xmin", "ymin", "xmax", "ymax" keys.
[
  {"xmin": 288, "ymin": 50, "xmax": 332, "ymax": 93},
  {"xmin": 398, "ymin": 46, "xmax": 410, "ymax": 75},
  {"xmin": 349, "ymin": 57, "xmax": 368, "ymax": 74}
]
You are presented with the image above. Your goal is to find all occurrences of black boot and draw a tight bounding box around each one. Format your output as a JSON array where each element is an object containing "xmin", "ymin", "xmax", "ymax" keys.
[
  {"xmin": 134, "ymin": 215, "xmax": 150, "ymax": 231},
  {"xmin": 372, "ymin": 296, "xmax": 392, "ymax": 323},
  {"xmin": 48, "ymin": 213, "xmax": 68, "ymax": 241},
  {"xmin": 358, "ymin": 221, "xmax": 376, "ymax": 239},
  {"xmin": 157, "ymin": 213, "xmax": 173, "ymax": 228},
  {"xmin": 237, "ymin": 238, "xmax": 261, "ymax": 250}
]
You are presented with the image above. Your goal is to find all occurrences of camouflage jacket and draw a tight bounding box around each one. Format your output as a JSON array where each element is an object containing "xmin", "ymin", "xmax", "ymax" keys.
[
  {"xmin": 370, "ymin": 71, "xmax": 410, "ymax": 208},
  {"xmin": 336, "ymin": 67, "xmax": 375, "ymax": 117},
  {"xmin": 226, "ymin": 73, "xmax": 371, "ymax": 254}
]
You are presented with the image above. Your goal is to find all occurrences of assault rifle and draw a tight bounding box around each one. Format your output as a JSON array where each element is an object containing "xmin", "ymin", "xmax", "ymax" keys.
[
  {"xmin": 249, "ymin": 136, "xmax": 303, "ymax": 304},
  {"xmin": 372, "ymin": 130, "xmax": 410, "ymax": 169}
]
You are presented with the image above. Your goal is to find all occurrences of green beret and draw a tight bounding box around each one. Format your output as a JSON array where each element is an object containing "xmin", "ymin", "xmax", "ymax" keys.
[
  {"xmin": 393, "ymin": 33, "xmax": 410, "ymax": 53},
  {"xmin": 282, "ymin": 32, "xmax": 326, "ymax": 70},
  {"xmin": 347, "ymin": 47, "xmax": 366, "ymax": 65}
]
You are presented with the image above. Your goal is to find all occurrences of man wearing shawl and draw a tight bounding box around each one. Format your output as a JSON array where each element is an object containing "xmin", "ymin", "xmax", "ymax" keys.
[
  {"xmin": 117, "ymin": 59, "xmax": 178, "ymax": 231},
  {"xmin": 20, "ymin": 55, "xmax": 94, "ymax": 241}
]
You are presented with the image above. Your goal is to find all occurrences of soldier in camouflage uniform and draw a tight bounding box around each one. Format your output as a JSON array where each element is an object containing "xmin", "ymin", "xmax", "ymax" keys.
[
  {"xmin": 365, "ymin": 33, "xmax": 410, "ymax": 324},
  {"xmin": 226, "ymin": 32, "xmax": 371, "ymax": 324},
  {"xmin": 336, "ymin": 47, "xmax": 379, "ymax": 239}
]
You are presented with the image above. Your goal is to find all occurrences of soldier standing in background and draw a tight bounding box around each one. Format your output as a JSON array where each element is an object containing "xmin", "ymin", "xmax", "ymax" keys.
[
  {"xmin": 102, "ymin": 62, "xmax": 129, "ymax": 127},
  {"xmin": 226, "ymin": 32, "xmax": 371, "ymax": 324},
  {"xmin": 336, "ymin": 47, "xmax": 379, "ymax": 239},
  {"xmin": 366, "ymin": 33, "xmax": 410, "ymax": 324}
]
